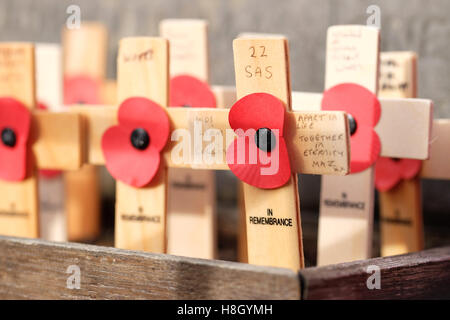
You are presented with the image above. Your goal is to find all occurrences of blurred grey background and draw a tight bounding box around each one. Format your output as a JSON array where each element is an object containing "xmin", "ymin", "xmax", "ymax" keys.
[
  {"xmin": 1, "ymin": 0, "xmax": 449, "ymax": 117},
  {"xmin": 0, "ymin": 0, "xmax": 448, "ymax": 262}
]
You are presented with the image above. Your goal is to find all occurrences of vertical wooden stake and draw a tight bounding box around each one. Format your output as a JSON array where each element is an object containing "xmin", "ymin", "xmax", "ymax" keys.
[
  {"xmin": 233, "ymin": 38, "xmax": 304, "ymax": 270},
  {"xmin": 0, "ymin": 43, "xmax": 38, "ymax": 238},
  {"xmin": 62, "ymin": 23, "xmax": 107, "ymax": 242},
  {"xmin": 378, "ymin": 51, "xmax": 424, "ymax": 256},
  {"xmin": 317, "ymin": 26, "xmax": 380, "ymax": 266},
  {"xmin": 35, "ymin": 43, "xmax": 66, "ymax": 241},
  {"xmin": 115, "ymin": 38, "xmax": 169, "ymax": 252},
  {"xmin": 160, "ymin": 19, "xmax": 217, "ymax": 259}
]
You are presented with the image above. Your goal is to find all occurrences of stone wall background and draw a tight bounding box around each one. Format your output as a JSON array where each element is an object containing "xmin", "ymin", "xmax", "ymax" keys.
[{"xmin": 0, "ymin": 0, "xmax": 448, "ymax": 217}]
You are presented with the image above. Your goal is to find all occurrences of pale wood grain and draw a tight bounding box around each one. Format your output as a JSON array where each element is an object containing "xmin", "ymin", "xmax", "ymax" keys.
[
  {"xmin": 317, "ymin": 25, "xmax": 380, "ymax": 266},
  {"xmin": 62, "ymin": 22, "xmax": 107, "ymax": 81},
  {"xmin": 161, "ymin": 19, "xmax": 216, "ymax": 259},
  {"xmin": 62, "ymin": 23, "xmax": 106, "ymax": 242},
  {"xmin": 420, "ymin": 119, "xmax": 450, "ymax": 180},
  {"xmin": 115, "ymin": 38, "xmax": 169, "ymax": 252},
  {"xmin": 35, "ymin": 43, "xmax": 66, "ymax": 242},
  {"xmin": 378, "ymin": 51, "xmax": 424, "ymax": 257}
]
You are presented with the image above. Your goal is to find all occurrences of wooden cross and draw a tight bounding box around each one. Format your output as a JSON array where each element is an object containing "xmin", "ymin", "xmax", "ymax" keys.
[
  {"xmin": 292, "ymin": 26, "xmax": 433, "ymax": 266},
  {"xmin": 62, "ymin": 22, "xmax": 107, "ymax": 242},
  {"xmin": 378, "ymin": 51, "xmax": 423, "ymax": 256},
  {"xmin": 71, "ymin": 35, "xmax": 351, "ymax": 270},
  {"xmin": 35, "ymin": 43, "xmax": 66, "ymax": 242},
  {"xmin": 379, "ymin": 51, "xmax": 450, "ymax": 256},
  {"xmin": 160, "ymin": 19, "xmax": 217, "ymax": 259},
  {"xmin": 0, "ymin": 43, "xmax": 83, "ymax": 238}
]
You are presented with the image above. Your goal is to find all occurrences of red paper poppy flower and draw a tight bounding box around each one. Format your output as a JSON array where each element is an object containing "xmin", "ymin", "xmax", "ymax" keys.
[
  {"xmin": 226, "ymin": 93, "xmax": 291, "ymax": 189},
  {"xmin": 322, "ymin": 83, "xmax": 381, "ymax": 173},
  {"xmin": 375, "ymin": 157, "xmax": 422, "ymax": 191},
  {"xmin": 101, "ymin": 97, "xmax": 170, "ymax": 188},
  {"xmin": 0, "ymin": 97, "xmax": 31, "ymax": 181},
  {"xmin": 169, "ymin": 75, "xmax": 216, "ymax": 108},
  {"xmin": 37, "ymin": 102, "xmax": 61, "ymax": 178},
  {"xmin": 64, "ymin": 75, "xmax": 101, "ymax": 105}
]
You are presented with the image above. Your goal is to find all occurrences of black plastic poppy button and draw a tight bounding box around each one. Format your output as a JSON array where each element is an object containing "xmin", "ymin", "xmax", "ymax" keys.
[
  {"xmin": 255, "ymin": 128, "xmax": 276, "ymax": 152},
  {"xmin": 130, "ymin": 128, "xmax": 150, "ymax": 150},
  {"xmin": 348, "ymin": 114, "xmax": 357, "ymax": 136},
  {"xmin": 1, "ymin": 128, "xmax": 16, "ymax": 148}
]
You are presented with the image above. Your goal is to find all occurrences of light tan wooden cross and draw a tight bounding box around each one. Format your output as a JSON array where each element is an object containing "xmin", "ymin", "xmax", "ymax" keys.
[
  {"xmin": 378, "ymin": 53, "xmax": 450, "ymax": 256},
  {"xmin": 70, "ymin": 36, "xmax": 351, "ymax": 270},
  {"xmin": 160, "ymin": 19, "xmax": 218, "ymax": 259},
  {"xmin": 378, "ymin": 51, "xmax": 423, "ymax": 256},
  {"xmin": 292, "ymin": 25, "xmax": 433, "ymax": 266},
  {"xmin": 62, "ymin": 23, "xmax": 107, "ymax": 242},
  {"xmin": 0, "ymin": 43, "xmax": 83, "ymax": 238}
]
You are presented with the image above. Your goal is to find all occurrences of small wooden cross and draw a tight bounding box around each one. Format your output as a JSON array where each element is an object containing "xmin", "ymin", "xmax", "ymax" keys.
[
  {"xmin": 292, "ymin": 26, "xmax": 433, "ymax": 266},
  {"xmin": 377, "ymin": 51, "xmax": 423, "ymax": 256},
  {"xmin": 62, "ymin": 22, "xmax": 107, "ymax": 242},
  {"xmin": 0, "ymin": 43, "xmax": 83, "ymax": 238},
  {"xmin": 71, "ymin": 35, "xmax": 351, "ymax": 270},
  {"xmin": 378, "ymin": 51, "xmax": 450, "ymax": 256},
  {"xmin": 160, "ymin": 19, "xmax": 218, "ymax": 259}
]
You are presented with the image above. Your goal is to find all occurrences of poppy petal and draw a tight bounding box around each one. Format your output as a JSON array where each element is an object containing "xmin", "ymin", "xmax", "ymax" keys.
[
  {"xmin": 399, "ymin": 159, "xmax": 422, "ymax": 180},
  {"xmin": 0, "ymin": 145, "xmax": 27, "ymax": 181},
  {"xmin": 350, "ymin": 125, "xmax": 381, "ymax": 173},
  {"xmin": 0, "ymin": 97, "xmax": 31, "ymax": 146},
  {"xmin": 226, "ymin": 133, "xmax": 291, "ymax": 189},
  {"xmin": 101, "ymin": 125, "xmax": 160, "ymax": 188},
  {"xmin": 64, "ymin": 75, "xmax": 101, "ymax": 105},
  {"xmin": 170, "ymin": 75, "xmax": 216, "ymax": 108},
  {"xmin": 229, "ymin": 93, "xmax": 285, "ymax": 133},
  {"xmin": 118, "ymin": 97, "xmax": 170, "ymax": 152},
  {"xmin": 0, "ymin": 98, "xmax": 30, "ymax": 181},
  {"xmin": 322, "ymin": 83, "xmax": 381, "ymax": 173},
  {"xmin": 322, "ymin": 83, "xmax": 381, "ymax": 126},
  {"xmin": 375, "ymin": 157, "xmax": 401, "ymax": 191}
]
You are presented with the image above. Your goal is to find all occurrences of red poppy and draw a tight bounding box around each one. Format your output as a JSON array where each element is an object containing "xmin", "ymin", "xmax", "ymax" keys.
[
  {"xmin": 226, "ymin": 93, "xmax": 291, "ymax": 189},
  {"xmin": 169, "ymin": 75, "xmax": 216, "ymax": 108},
  {"xmin": 101, "ymin": 97, "xmax": 170, "ymax": 188},
  {"xmin": 64, "ymin": 75, "xmax": 101, "ymax": 105},
  {"xmin": 375, "ymin": 157, "xmax": 422, "ymax": 191},
  {"xmin": 0, "ymin": 97, "xmax": 31, "ymax": 181},
  {"xmin": 322, "ymin": 83, "xmax": 381, "ymax": 173},
  {"xmin": 37, "ymin": 102, "xmax": 61, "ymax": 178}
]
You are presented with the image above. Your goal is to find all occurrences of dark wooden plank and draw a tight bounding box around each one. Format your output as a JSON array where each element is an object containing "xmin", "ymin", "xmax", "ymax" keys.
[
  {"xmin": 299, "ymin": 246, "xmax": 450, "ymax": 299},
  {"xmin": 0, "ymin": 236, "xmax": 300, "ymax": 299}
]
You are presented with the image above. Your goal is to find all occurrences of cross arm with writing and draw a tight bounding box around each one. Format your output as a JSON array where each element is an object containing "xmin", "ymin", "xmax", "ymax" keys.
[{"xmin": 70, "ymin": 37, "xmax": 351, "ymax": 270}]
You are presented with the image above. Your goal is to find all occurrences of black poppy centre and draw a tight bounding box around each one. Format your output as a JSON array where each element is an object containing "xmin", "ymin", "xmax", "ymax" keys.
[
  {"xmin": 130, "ymin": 128, "xmax": 150, "ymax": 150},
  {"xmin": 347, "ymin": 114, "xmax": 357, "ymax": 136},
  {"xmin": 255, "ymin": 128, "xmax": 276, "ymax": 152},
  {"xmin": 1, "ymin": 127, "xmax": 16, "ymax": 148}
]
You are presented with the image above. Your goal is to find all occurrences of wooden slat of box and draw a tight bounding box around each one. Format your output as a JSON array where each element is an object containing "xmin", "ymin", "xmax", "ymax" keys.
[
  {"xmin": 300, "ymin": 246, "xmax": 450, "ymax": 299},
  {"xmin": 0, "ymin": 236, "xmax": 300, "ymax": 299}
]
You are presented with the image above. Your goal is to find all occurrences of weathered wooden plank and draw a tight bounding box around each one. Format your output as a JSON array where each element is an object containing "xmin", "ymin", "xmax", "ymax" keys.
[
  {"xmin": 0, "ymin": 236, "xmax": 300, "ymax": 300},
  {"xmin": 300, "ymin": 246, "xmax": 450, "ymax": 299}
]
